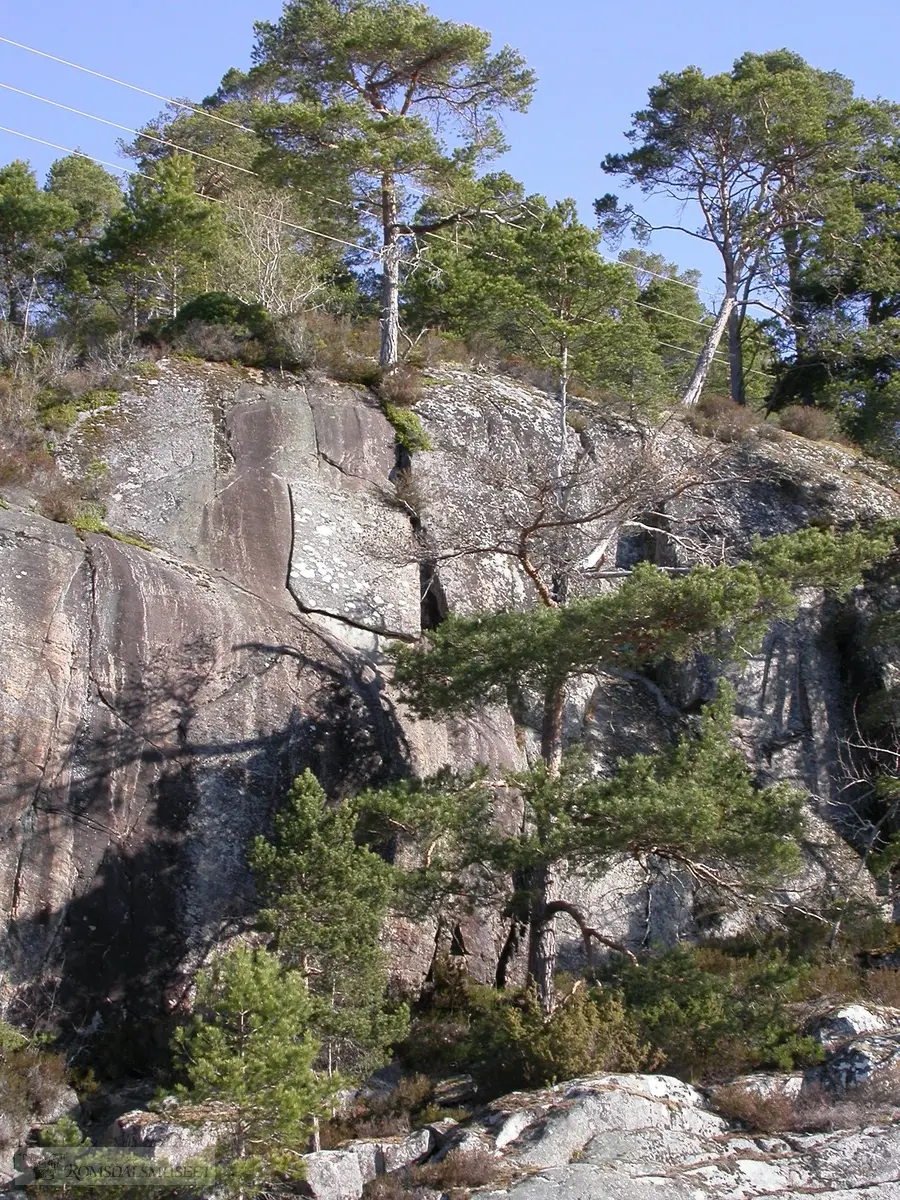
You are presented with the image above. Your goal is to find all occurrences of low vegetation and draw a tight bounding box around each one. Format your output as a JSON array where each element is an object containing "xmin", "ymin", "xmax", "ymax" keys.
[
  {"xmin": 714, "ymin": 1072, "xmax": 900, "ymax": 1133},
  {"xmin": 0, "ymin": 1020, "xmax": 68, "ymax": 1149}
]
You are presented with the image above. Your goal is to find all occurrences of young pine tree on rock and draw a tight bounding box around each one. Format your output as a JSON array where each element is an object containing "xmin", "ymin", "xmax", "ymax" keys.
[
  {"xmin": 249, "ymin": 770, "xmax": 408, "ymax": 1083},
  {"xmin": 173, "ymin": 945, "xmax": 325, "ymax": 1198}
]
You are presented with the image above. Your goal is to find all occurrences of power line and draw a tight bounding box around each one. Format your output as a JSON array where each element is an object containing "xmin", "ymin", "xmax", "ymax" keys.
[
  {"xmin": 0, "ymin": 34, "xmax": 254, "ymax": 133},
  {"xmin": 0, "ymin": 81, "xmax": 256, "ymax": 176},
  {"xmin": 2, "ymin": 122, "xmax": 768, "ymax": 378},
  {"xmin": 2, "ymin": 117, "xmax": 770, "ymax": 382},
  {"xmin": 0, "ymin": 31, "xmax": 770, "ymax": 381},
  {"xmin": 0, "ymin": 124, "xmax": 400, "ymax": 261},
  {"xmin": 0, "ymin": 124, "xmax": 150, "ymax": 179},
  {"xmin": 3, "ymin": 74, "xmax": 731, "ymax": 337},
  {"xmin": 2, "ymin": 34, "xmax": 735, "ymax": 316},
  {"xmin": 0, "ymin": 35, "xmax": 728, "ymax": 300}
]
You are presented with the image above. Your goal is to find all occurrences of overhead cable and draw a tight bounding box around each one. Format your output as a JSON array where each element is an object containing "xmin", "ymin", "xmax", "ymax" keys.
[
  {"xmin": 0, "ymin": 81, "xmax": 256, "ymax": 175},
  {"xmin": 0, "ymin": 124, "xmax": 400, "ymax": 260},
  {"xmin": 1, "ymin": 34, "xmax": 728, "ymax": 300},
  {"xmin": 0, "ymin": 34, "xmax": 254, "ymax": 133}
]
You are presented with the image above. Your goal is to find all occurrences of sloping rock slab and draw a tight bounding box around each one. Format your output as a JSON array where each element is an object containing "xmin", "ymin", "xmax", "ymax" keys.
[
  {"xmin": 485, "ymin": 1074, "xmax": 726, "ymax": 1170},
  {"xmin": 288, "ymin": 477, "xmax": 419, "ymax": 639},
  {"xmin": 476, "ymin": 1073, "xmax": 900, "ymax": 1200}
]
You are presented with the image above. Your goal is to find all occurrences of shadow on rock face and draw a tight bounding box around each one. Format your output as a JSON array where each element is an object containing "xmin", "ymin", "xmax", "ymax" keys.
[{"xmin": 3, "ymin": 624, "xmax": 411, "ymax": 1076}]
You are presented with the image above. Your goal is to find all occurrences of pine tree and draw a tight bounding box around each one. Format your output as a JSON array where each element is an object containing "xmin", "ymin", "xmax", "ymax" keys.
[
  {"xmin": 250, "ymin": 770, "xmax": 408, "ymax": 1082},
  {"xmin": 0, "ymin": 161, "xmax": 75, "ymax": 333},
  {"xmin": 93, "ymin": 155, "xmax": 221, "ymax": 327},
  {"xmin": 225, "ymin": 0, "xmax": 535, "ymax": 366},
  {"xmin": 173, "ymin": 945, "xmax": 325, "ymax": 1198},
  {"xmin": 602, "ymin": 51, "xmax": 872, "ymax": 405},
  {"xmin": 364, "ymin": 684, "xmax": 803, "ymax": 1009},
  {"xmin": 385, "ymin": 525, "xmax": 896, "ymax": 1012}
]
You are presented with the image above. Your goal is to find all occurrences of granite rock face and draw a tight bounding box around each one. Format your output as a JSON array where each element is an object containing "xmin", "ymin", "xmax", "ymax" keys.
[
  {"xmin": 470, "ymin": 1074, "xmax": 900, "ymax": 1200},
  {"xmin": 2, "ymin": 360, "xmax": 899, "ymax": 1034}
]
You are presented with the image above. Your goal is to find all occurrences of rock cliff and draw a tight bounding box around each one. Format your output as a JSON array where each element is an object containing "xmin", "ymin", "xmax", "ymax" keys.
[{"xmin": 2, "ymin": 360, "xmax": 899, "ymax": 1043}]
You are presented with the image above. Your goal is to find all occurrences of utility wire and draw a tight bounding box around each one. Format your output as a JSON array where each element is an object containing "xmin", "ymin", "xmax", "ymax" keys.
[
  {"xmin": 1, "ymin": 119, "xmax": 770, "ymax": 378},
  {"xmin": 0, "ymin": 82, "xmax": 256, "ymax": 175},
  {"xmin": 6, "ymin": 74, "xmax": 736, "ymax": 338},
  {"xmin": 0, "ymin": 43, "xmax": 772, "ymax": 379},
  {"xmin": 0, "ymin": 125, "xmax": 404, "ymax": 261},
  {"xmin": 4, "ymin": 74, "xmax": 736, "ymax": 341},
  {"xmin": 0, "ymin": 35, "xmax": 727, "ymax": 303},
  {"xmin": 0, "ymin": 34, "xmax": 254, "ymax": 133}
]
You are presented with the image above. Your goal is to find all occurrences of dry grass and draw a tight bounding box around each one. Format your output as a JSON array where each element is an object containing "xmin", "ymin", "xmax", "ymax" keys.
[
  {"xmin": 414, "ymin": 1147, "xmax": 499, "ymax": 1191},
  {"xmin": 379, "ymin": 365, "xmax": 423, "ymax": 408},
  {"xmin": 778, "ymin": 405, "xmax": 835, "ymax": 441},
  {"xmin": 361, "ymin": 1148, "xmax": 499, "ymax": 1200},
  {"xmin": 714, "ymin": 1070, "xmax": 900, "ymax": 1134},
  {"xmin": 320, "ymin": 1074, "xmax": 435, "ymax": 1148},
  {"xmin": 866, "ymin": 969, "xmax": 900, "ymax": 1007},
  {"xmin": 684, "ymin": 394, "xmax": 762, "ymax": 442},
  {"xmin": 0, "ymin": 1035, "xmax": 69, "ymax": 1145}
]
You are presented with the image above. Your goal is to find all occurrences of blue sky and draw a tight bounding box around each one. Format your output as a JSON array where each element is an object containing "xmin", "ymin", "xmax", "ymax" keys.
[{"xmin": 2, "ymin": 0, "xmax": 900, "ymax": 301}]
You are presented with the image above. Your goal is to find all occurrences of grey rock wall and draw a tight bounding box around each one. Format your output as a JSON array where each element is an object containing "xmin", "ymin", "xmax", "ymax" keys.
[{"xmin": 2, "ymin": 360, "xmax": 899, "ymax": 1037}]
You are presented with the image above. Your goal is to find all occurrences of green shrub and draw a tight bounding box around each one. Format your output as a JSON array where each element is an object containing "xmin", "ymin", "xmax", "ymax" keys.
[
  {"xmin": 128, "ymin": 360, "xmax": 160, "ymax": 379},
  {"xmin": 38, "ymin": 385, "xmax": 119, "ymax": 430},
  {"xmin": 402, "ymin": 961, "xmax": 646, "ymax": 1098},
  {"xmin": 166, "ymin": 292, "xmax": 272, "ymax": 341},
  {"xmin": 78, "ymin": 389, "xmax": 119, "ymax": 410},
  {"xmin": 463, "ymin": 985, "xmax": 648, "ymax": 1093},
  {"xmin": 38, "ymin": 1116, "xmax": 88, "ymax": 1147},
  {"xmin": 604, "ymin": 944, "xmax": 823, "ymax": 1083},
  {"xmin": 383, "ymin": 404, "xmax": 432, "ymax": 452},
  {"xmin": 0, "ymin": 1022, "xmax": 69, "ymax": 1137},
  {"xmin": 40, "ymin": 401, "xmax": 79, "ymax": 431},
  {"xmin": 72, "ymin": 505, "xmax": 110, "ymax": 534},
  {"xmin": 161, "ymin": 293, "xmax": 275, "ymax": 366}
]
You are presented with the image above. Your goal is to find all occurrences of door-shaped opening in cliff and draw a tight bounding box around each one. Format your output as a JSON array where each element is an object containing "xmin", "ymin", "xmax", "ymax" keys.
[{"xmin": 420, "ymin": 560, "xmax": 449, "ymax": 630}]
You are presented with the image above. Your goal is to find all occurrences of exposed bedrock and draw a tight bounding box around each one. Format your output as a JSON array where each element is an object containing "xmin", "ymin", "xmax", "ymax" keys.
[{"xmin": 2, "ymin": 360, "xmax": 899, "ymax": 1033}]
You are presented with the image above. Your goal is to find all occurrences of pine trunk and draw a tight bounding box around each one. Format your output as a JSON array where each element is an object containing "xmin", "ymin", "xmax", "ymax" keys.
[
  {"xmin": 524, "ymin": 863, "xmax": 557, "ymax": 1017},
  {"xmin": 555, "ymin": 343, "xmax": 569, "ymax": 498},
  {"xmin": 783, "ymin": 224, "xmax": 809, "ymax": 364},
  {"xmin": 681, "ymin": 289, "xmax": 737, "ymax": 407},
  {"xmin": 380, "ymin": 174, "xmax": 400, "ymax": 369},
  {"xmin": 523, "ymin": 681, "xmax": 568, "ymax": 1014},
  {"xmin": 727, "ymin": 307, "xmax": 745, "ymax": 405},
  {"xmin": 540, "ymin": 680, "xmax": 566, "ymax": 778}
]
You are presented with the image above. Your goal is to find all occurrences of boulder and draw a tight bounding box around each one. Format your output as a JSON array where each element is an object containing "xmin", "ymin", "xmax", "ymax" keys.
[
  {"xmin": 711, "ymin": 1072, "xmax": 805, "ymax": 1101},
  {"xmin": 300, "ymin": 1149, "xmax": 364, "ymax": 1200},
  {"xmin": 348, "ymin": 1128, "xmax": 433, "ymax": 1182},
  {"xmin": 482, "ymin": 1075, "xmax": 725, "ymax": 1170},
  {"xmin": 811, "ymin": 1004, "xmax": 900, "ymax": 1051},
  {"xmin": 824, "ymin": 1033, "xmax": 900, "ymax": 1090},
  {"xmin": 106, "ymin": 1108, "xmax": 221, "ymax": 1167}
]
